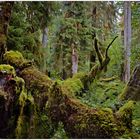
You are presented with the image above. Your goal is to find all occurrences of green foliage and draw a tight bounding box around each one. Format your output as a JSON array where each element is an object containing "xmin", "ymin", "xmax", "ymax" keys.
[
  {"xmin": 104, "ymin": 36, "xmax": 123, "ymax": 77},
  {"xmin": 52, "ymin": 122, "xmax": 68, "ymax": 139},
  {"xmin": 79, "ymin": 78, "xmax": 125, "ymax": 109},
  {"xmin": 51, "ymin": 2, "xmax": 93, "ymax": 78}
]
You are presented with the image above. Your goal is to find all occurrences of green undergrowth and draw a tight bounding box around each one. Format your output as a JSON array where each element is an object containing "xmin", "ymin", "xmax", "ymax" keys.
[
  {"xmin": 79, "ymin": 78, "xmax": 125, "ymax": 108},
  {"xmin": 78, "ymin": 78, "xmax": 140, "ymax": 138}
]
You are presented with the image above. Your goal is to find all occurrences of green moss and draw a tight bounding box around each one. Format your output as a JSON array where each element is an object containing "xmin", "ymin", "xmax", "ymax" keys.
[
  {"xmin": 62, "ymin": 78, "xmax": 84, "ymax": 96},
  {"xmin": 0, "ymin": 64, "xmax": 16, "ymax": 77},
  {"xmin": 133, "ymin": 119, "xmax": 140, "ymax": 135},
  {"xmin": 62, "ymin": 101, "xmax": 121, "ymax": 138},
  {"xmin": 73, "ymin": 72, "xmax": 86, "ymax": 80},
  {"xmin": 21, "ymin": 66, "xmax": 53, "ymax": 94},
  {"xmin": 3, "ymin": 51, "xmax": 25, "ymax": 68},
  {"xmin": 116, "ymin": 100, "xmax": 135, "ymax": 130},
  {"xmin": 47, "ymin": 82, "xmax": 130, "ymax": 138},
  {"xmin": 117, "ymin": 101, "xmax": 135, "ymax": 116}
]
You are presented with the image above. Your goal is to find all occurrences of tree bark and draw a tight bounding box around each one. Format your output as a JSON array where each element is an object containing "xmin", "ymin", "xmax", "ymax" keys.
[
  {"xmin": 42, "ymin": 27, "xmax": 48, "ymax": 48},
  {"xmin": 123, "ymin": 1, "xmax": 131, "ymax": 83},
  {"xmin": 72, "ymin": 47, "xmax": 78, "ymax": 75}
]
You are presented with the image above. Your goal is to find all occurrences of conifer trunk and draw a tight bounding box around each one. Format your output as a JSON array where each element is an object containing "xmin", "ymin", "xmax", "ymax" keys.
[
  {"xmin": 72, "ymin": 47, "xmax": 78, "ymax": 75},
  {"xmin": 123, "ymin": 1, "xmax": 131, "ymax": 83}
]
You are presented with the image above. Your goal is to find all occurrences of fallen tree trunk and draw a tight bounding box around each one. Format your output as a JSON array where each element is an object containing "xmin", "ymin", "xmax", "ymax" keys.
[
  {"xmin": 1, "ymin": 36, "xmax": 137, "ymax": 138},
  {"xmin": 0, "ymin": 63, "xmax": 137, "ymax": 138},
  {"xmin": 47, "ymin": 82, "xmax": 135, "ymax": 138}
]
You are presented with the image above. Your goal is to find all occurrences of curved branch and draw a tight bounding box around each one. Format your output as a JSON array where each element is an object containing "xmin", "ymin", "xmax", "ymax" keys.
[{"xmin": 105, "ymin": 36, "xmax": 118, "ymax": 58}]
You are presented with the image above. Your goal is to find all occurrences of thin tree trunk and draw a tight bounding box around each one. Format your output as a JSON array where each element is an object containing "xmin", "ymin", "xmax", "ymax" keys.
[
  {"xmin": 123, "ymin": 1, "xmax": 131, "ymax": 83},
  {"xmin": 41, "ymin": 27, "xmax": 48, "ymax": 73},
  {"xmin": 72, "ymin": 46, "xmax": 78, "ymax": 75},
  {"xmin": 42, "ymin": 27, "xmax": 48, "ymax": 48},
  {"xmin": 90, "ymin": 6, "xmax": 97, "ymax": 69}
]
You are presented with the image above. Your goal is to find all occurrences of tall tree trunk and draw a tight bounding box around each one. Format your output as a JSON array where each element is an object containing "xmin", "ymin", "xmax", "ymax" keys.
[
  {"xmin": 123, "ymin": 1, "xmax": 131, "ymax": 83},
  {"xmin": 42, "ymin": 27, "xmax": 48, "ymax": 48},
  {"xmin": 41, "ymin": 27, "xmax": 48, "ymax": 73},
  {"xmin": 90, "ymin": 6, "xmax": 97, "ymax": 69},
  {"xmin": 72, "ymin": 45, "xmax": 78, "ymax": 75},
  {"xmin": 0, "ymin": 2, "xmax": 14, "ymax": 63}
]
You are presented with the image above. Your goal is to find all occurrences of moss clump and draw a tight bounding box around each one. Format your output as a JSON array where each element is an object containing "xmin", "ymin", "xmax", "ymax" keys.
[
  {"xmin": 117, "ymin": 101, "xmax": 135, "ymax": 117},
  {"xmin": 20, "ymin": 66, "xmax": 53, "ymax": 94},
  {"xmin": 0, "ymin": 64, "xmax": 16, "ymax": 77},
  {"xmin": 62, "ymin": 78, "xmax": 84, "ymax": 97},
  {"xmin": 3, "ymin": 51, "xmax": 25, "ymax": 68},
  {"xmin": 116, "ymin": 101, "xmax": 135, "ymax": 130}
]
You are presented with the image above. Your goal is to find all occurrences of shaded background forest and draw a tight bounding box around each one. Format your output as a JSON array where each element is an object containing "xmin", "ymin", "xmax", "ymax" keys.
[
  {"xmin": 7, "ymin": 1, "xmax": 140, "ymax": 79},
  {"xmin": 1, "ymin": 1, "xmax": 140, "ymax": 138}
]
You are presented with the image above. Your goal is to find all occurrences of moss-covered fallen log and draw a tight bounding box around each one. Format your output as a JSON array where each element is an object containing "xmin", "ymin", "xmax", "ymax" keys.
[
  {"xmin": 0, "ymin": 64, "xmax": 137, "ymax": 138},
  {"xmin": 0, "ymin": 35, "xmax": 137, "ymax": 138},
  {"xmin": 47, "ymin": 82, "xmax": 136, "ymax": 138}
]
